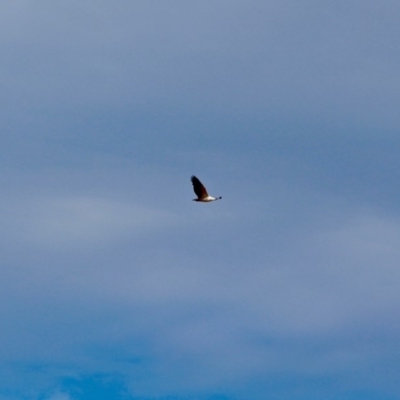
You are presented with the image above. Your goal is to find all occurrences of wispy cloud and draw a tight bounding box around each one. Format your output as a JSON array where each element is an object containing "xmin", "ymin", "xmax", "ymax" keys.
[{"xmin": 1, "ymin": 195, "xmax": 174, "ymax": 248}]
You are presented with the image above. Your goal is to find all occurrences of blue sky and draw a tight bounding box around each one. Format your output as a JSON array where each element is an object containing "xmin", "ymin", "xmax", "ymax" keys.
[{"xmin": 1, "ymin": 1, "xmax": 400, "ymax": 399}]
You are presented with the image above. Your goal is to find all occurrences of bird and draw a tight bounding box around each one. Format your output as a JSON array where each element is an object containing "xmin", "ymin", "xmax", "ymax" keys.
[{"xmin": 191, "ymin": 175, "xmax": 222, "ymax": 202}]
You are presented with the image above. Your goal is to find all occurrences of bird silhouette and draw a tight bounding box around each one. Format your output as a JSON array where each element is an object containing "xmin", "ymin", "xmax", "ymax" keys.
[{"xmin": 191, "ymin": 176, "xmax": 222, "ymax": 202}]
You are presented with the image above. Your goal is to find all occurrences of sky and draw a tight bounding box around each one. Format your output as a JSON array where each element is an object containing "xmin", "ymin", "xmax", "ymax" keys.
[{"xmin": 1, "ymin": 1, "xmax": 400, "ymax": 399}]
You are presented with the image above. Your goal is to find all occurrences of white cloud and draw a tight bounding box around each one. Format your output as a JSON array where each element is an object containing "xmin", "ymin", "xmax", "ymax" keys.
[{"xmin": 45, "ymin": 392, "xmax": 73, "ymax": 400}]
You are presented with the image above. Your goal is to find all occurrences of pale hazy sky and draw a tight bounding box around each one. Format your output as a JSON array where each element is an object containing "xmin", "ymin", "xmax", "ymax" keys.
[{"xmin": 1, "ymin": 1, "xmax": 400, "ymax": 399}]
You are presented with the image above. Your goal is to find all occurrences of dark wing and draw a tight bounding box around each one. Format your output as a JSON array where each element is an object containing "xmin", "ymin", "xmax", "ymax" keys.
[{"xmin": 191, "ymin": 175, "xmax": 208, "ymax": 199}]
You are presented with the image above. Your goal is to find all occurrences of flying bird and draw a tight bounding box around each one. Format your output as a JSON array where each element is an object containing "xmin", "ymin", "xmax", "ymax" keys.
[{"xmin": 191, "ymin": 175, "xmax": 222, "ymax": 202}]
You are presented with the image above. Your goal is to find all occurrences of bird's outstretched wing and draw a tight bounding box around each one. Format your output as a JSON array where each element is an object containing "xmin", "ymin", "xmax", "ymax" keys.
[{"xmin": 191, "ymin": 175, "xmax": 208, "ymax": 199}]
